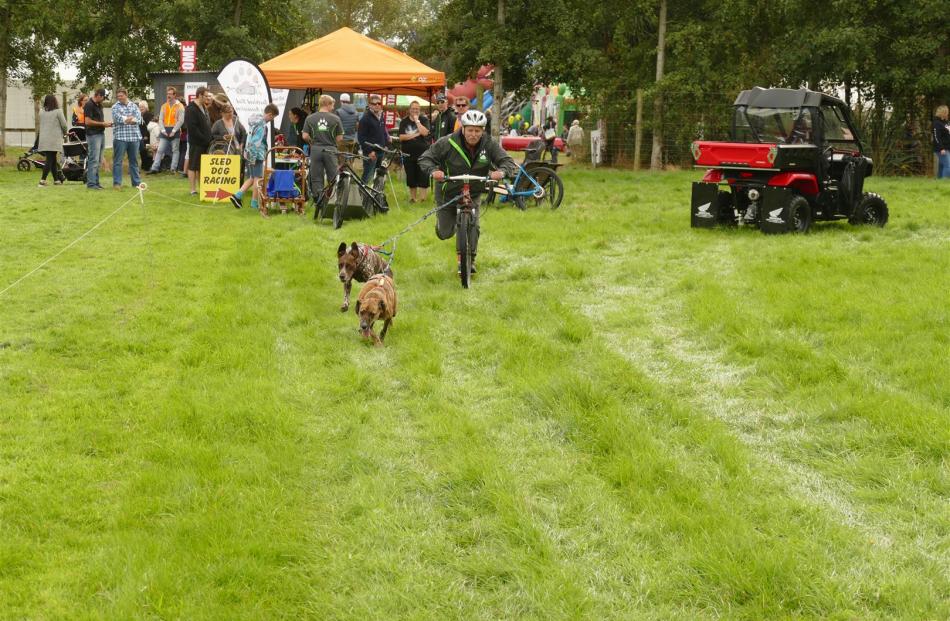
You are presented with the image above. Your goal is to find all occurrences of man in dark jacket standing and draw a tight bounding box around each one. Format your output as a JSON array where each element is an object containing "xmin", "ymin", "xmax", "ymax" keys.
[
  {"xmin": 419, "ymin": 109, "xmax": 517, "ymax": 274},
  {"xmin": 357, "ymin": 94, "xmax": 390, "ymax": 184},
  {"xmin": 184, "ymin": 86, "xmax": 213, "ymax": 195},
  {"xmin": 933, "ymin": 104, "xmax": 950, "ymax": 179}
]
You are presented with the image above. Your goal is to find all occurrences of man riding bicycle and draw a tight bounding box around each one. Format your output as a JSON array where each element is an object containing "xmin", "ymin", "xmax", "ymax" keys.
[{"xmin": 419, "ymin": 109, "xmax": 517, "ymax": 274}]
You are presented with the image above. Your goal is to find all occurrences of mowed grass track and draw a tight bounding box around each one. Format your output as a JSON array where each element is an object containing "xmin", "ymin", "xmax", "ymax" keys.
[{"xmin": 0, "ymin": 164, "xmax": 947, "ymax": 620}]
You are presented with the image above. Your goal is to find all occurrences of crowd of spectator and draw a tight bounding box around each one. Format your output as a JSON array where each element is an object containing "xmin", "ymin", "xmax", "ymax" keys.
[{"xmin": 30, "ymin": 85, "xmax": 591, "ymax": 199}]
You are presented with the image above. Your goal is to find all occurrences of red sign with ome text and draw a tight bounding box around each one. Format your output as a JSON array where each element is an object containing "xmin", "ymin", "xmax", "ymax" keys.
[{"xmin": 180, "ymin": 41, "xmax": 197, "ymax": 72}]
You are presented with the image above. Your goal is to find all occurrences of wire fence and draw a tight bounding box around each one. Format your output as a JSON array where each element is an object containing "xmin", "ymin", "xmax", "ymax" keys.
[{"xmin": 570, "ymin": 89, "xmax": 939, "ymax": 176}]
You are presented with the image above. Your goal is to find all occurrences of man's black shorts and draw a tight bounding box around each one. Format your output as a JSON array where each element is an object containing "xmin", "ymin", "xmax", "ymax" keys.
[{"xmin": 188, "ymin": 142, "xmax": 208, "ymax": 172}]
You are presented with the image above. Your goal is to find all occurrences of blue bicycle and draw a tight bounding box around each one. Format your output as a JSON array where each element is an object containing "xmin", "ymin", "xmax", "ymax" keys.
[{"xmin": 486, "ymin": 161, "xmax": 564, "ymax": 210}]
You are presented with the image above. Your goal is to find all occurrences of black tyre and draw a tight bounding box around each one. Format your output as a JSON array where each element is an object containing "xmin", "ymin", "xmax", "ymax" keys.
[
  {"xmin": 850, "ymin": 192, "xmax": 889, "ymax": 227},
  {"xmin": 528, "ymin": 167, "xmax": 564, "ymax": 209},
  {"xmin": 17, "ymin": 159, "xmax": 31, "ymax": 172},
  {"xmin": 458, "ymin": 211, "xmax": 472, "ymax": 289},
  {"xmin": 372, "ymin": 175, "xmax": 388, "ymax": 213},
  {"xmin": 788, "ymin": 194, "xmax": 812, "ymax": 234},
  {"xmin": 333, "ymin": 177, "xmax": 349, "ymax": 229}
]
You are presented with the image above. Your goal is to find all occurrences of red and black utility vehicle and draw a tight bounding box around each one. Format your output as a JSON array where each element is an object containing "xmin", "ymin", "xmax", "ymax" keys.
[{"xmin": 690, "ymin": 87, "xmax": 888, "ymax": 234}]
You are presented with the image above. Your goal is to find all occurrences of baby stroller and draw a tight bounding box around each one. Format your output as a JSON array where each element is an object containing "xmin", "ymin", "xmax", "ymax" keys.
[
  {"xmin": 259, "ymin": 146, "xmax": 308, "ymax": 216},
  {"xmin": 62, "ymin": 127, "xmax": 89, "ymax": 183}
]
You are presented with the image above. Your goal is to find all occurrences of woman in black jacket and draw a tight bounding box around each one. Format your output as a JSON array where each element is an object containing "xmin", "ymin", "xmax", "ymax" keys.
[{"xmin": 933, "ymin": 105, "xmax": 950, "ymax": 179}]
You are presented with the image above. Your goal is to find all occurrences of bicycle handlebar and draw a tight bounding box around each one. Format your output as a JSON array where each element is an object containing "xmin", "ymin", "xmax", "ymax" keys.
[
  {"xmin": 325, "ymin": 148, "xmax": 368, "ymax": 160},
  {"xmin": 366, "ymin": 142, "xmax": 400, "ymax": 155},
  {"xmin": 444, "ymin": 174, "xmax": 497, "ymax": 183}
]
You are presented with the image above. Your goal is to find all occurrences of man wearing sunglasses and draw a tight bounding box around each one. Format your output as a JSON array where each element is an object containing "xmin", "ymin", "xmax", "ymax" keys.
[
  {"xmin": 451, "ymin": 98, "xmax": 491, "ymax": 135},
  {"xmin": 358, "ymin": 95, "xmax": 390, "ymax": 184}
]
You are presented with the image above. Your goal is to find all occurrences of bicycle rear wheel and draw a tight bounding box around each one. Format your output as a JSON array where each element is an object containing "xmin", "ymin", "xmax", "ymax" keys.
[
  {"xmin": 529, "ymin": 167, "xmax": 564, "ymax": 209},
  {"xmin": 333, "ymin": 176, "xmax": 349, "ymax": 229},
  {"xmin": 371, "ymin": 174, "xmax": 388, "ymax": 213},
  {"xmin": 458, "ymin": 210, "xmax": 472, "ymax": 289}
]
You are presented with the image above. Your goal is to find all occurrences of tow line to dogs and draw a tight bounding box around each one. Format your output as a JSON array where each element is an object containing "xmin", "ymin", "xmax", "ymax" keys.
[
  {"xmin": 371, "ymin": 195, "xmax": 462, "ymax": 271},
  {"xmin": 0, "ymin": 184, "xmax": 149, "ymax": 299}
]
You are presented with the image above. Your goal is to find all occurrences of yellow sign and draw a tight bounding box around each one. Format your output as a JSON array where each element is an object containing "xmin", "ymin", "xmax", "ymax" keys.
[{"xmin": 199, "ymin": 154, "xmax": 241, "ymax": 202}]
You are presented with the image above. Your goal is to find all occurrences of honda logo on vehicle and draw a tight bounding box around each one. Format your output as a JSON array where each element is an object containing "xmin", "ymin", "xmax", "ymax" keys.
[
  {"xmin": 766, "ymin": 208, "xmax": 784, "ymax": 224},
  {"xmin": 695, "ymin": 202, "xmax": 714, "ymax": 218}
]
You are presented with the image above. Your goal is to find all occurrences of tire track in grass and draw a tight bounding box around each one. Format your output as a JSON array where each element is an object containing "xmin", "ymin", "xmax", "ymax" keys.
[{"xmin": 578, "ymin": 242, "xmax": 949, "ymax": 585}]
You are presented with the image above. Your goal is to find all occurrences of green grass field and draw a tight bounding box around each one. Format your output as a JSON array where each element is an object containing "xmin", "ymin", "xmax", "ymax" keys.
[{"xmin": 1, "ymin": 162, "xmax": 948, "ymax": 620}]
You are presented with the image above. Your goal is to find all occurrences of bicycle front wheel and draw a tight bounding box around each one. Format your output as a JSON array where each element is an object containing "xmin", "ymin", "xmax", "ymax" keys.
[
  {"xmin": 333, "ymin": 176, "xmax": 350, "ymax": 229},
  {"xmin": 458, "ymin": 210, "xmax": 472, "ymax": 289},
  {"xmin": 529, "ymin": 167, "xmax": 564, "ymax": 209}
]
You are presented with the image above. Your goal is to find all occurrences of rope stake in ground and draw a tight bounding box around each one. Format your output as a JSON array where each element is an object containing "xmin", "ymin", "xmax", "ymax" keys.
[{"xmin": 0, "ymin": 192, "xmax": 141, "ymax": 299}]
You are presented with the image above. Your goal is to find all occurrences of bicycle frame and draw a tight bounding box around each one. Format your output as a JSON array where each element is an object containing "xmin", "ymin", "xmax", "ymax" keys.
[{"xmin": 494, "ymin": 164, "xmax": 546, "ymax": 203}]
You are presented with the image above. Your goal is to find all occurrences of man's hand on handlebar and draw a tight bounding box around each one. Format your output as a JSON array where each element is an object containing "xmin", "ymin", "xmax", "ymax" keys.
[
  {"xmin": 489, "ymin": 170, "xmax": 505, "ymax": 181},
  {"xmin": 432, "ymin": 170, "xmax": 445, "ymax": 182}
]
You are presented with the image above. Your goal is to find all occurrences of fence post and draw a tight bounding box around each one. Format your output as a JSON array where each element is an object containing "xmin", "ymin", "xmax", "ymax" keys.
[{"xmin": 634, "ymin": 89, "xmax": 643, "ymax": 170}]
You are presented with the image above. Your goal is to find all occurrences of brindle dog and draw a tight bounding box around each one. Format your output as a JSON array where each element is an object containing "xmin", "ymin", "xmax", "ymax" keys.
[
  {"xmin": 356, "ymin": 273, "xmax": 397, "ymax": 345},
  {"xmin": 337, "ymin": 242, "xmax": 392, "ymax": 312}
]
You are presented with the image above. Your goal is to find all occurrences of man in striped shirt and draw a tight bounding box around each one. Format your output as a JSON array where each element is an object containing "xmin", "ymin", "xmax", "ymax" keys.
[{"xmin": 112, "ymin": 88, "xmax": 143, "ymax": 189}]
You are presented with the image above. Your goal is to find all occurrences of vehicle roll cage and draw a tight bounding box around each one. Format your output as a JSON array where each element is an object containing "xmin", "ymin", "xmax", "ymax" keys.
[{"xmin": 729, "ymin": 87, "xmax": 865, "ymax": 152}]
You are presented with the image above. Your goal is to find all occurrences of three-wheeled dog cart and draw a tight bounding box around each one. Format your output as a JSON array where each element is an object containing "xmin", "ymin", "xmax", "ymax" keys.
[{"xmin": 259, "ymin": 146, "xmax": 308, "ymax": 216}]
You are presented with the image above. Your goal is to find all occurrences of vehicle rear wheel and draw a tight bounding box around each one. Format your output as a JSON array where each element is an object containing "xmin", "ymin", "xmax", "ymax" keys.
[
  {"xmin": 17, "ymin": 159, "xmax": 31, "ymax": 172},
  {"xmin": 788, "ymin": 194, "xmax": 812, "ymax": 234},
  {"xmin": 850, "ymin": 192, "xmax": 888, "ymax": 227}
]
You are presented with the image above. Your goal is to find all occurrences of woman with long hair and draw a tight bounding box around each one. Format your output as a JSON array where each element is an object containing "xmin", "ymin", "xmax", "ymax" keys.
[
  {"xmin": 211, "ymin": 104, "xmax": 246, "ymax": 155},
  {"xmin": 37, "ymin": 94, "xmax": 68, "ymax": 186}
]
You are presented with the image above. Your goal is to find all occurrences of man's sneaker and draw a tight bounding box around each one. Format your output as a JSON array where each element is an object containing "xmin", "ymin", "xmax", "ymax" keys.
[
  {"xmin": 229, "ymin": 194, "xmax": 242, "ymax": 209},
  {"xmin": 145, "ymin": 169, "xmax": 158, "ymax": 175}
]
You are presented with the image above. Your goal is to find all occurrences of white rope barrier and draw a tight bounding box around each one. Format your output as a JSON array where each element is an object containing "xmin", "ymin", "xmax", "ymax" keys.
[{"xmin": 0, "ymin": 188, "xmax": 146, "ymax": 299}]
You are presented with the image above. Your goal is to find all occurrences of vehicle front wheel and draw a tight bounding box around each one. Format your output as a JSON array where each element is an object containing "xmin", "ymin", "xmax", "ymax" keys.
[
  {"xmin": 850, "ymin": 192, "xmax": 888, "ymax": 227},
  {"xmin": 17, "ymin": 159, "xmax": 31, "ymax": 172}
]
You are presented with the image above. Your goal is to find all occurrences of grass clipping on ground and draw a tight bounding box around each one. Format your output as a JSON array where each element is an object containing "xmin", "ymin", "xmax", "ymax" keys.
[{"xmin": 0, "ymin": 166, "xmax": 948, "ymax": 620}]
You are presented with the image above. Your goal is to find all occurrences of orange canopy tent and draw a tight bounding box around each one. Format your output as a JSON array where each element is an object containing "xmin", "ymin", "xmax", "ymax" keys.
[{"xmin": 260, "ymin": 27, "xmax": 445, "ymax": 96}]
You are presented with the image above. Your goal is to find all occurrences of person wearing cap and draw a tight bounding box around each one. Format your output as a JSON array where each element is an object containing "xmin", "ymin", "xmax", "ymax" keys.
[
  {"xmin": 430, "ymin": 94, "xmax": 454, "ymax": 141},
  {"xmin": 83, "ymin": 88, "xmax": 113, "ymax": 189},
  {"xmin": 357, "ymin": 94, "xmax": 390, "ymax": 185},
  {"xmin": 337, "ymin": 93, "xmax": 359, "ymax": 152},
  {"xmin": 303, "ymin": 94, "xmax": 344, "ymax": 212},
  {"xmin": 419, "ymin": 108, "xmax": 517, "ymax": 275}
]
